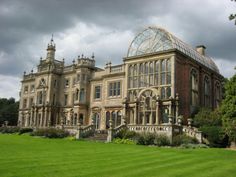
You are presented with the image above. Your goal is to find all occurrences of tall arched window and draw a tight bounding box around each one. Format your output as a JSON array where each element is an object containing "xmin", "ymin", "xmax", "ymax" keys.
[
  {"xmin": 139, "ymin": 90, "xmax": 156, "ymax": 125},
  {"xmin": 133, "ymin": 64, "xmax": 138, "ymax": 88},
  {"xmin": 117, "ymin": 111, "xmax": 122, "ymax": 126},
  {"xmin": 190, "ymin": 69, "xmax": 198, "ymax": 106},
  {"xmin": 215, "ymin": 82, "xmax": 221, "ymax": 108},
  {"xmin": 79, "ymin": 88, "xmax": 85, "ymax": 102},
  {"xmin": 139, "ymin": 63, "xmax": 144, "ymax": 87},
  {"xmin": 144, "ymin": 63, "xmax": 149, "ymax": 86},
  {"xmin": 204, "ymin": 76, "xmax": 210, "ymax": 107},
  {"xmin": 106, "ymin": 112, "xmax": 110, "ymax": 129},
  {"xmin": 161, "ymin": 59, "xmax": 171, "ymax": 85},
  {"xmin": 128, "ymin": 65, "xmax": 133, "ymax": 88},
  {"xmin": 149, "ymin": 62, "xmax": 154, "ymax": 86},
  {"xmin": 154, "ymin": 61, "xmax": 159, "ymax": 85}
]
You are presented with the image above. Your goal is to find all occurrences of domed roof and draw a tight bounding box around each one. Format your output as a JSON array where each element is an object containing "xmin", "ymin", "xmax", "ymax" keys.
[{"xmin": 127, "ymin": 27, "xmax": 219, "ymax": 73}]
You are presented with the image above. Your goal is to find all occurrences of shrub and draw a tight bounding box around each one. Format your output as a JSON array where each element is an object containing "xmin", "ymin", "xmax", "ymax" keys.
[
  {"xmin": 154, "ymin": 134, "xmax": 170, "ymax": 146},
  {"xmin": 19, "ymin": 128, "xmax": 33, "ymax": 135},
  {"xmin": 172, "ymin": 134, "xmax": 198, "ymax": 146},
  {"xmin": 135, "ymin": 133, "xmax": 156, "ymax": 145},
  {"xmin": 81, "ymin": 130, "xmax": 95, "ymax": 138},
  {"xmin": 31, "ymin": 128, "xmax": 69, "ymax": 138},
  {"xmin": 179, "ymin": 143, "xmax": 209, "ymax": 149},
  {"xmin": 113, "ymin": 138, "xmax": 135, "ymax": 145},
  {"xmin": 0, "ymin": 126, "xmax": 20, "ymax": 134},
  {"xmin": 199, "ymin": 126, "xmax": 228, "ymax": 147},
  {"xmin": 114, "ymin": 129, "xmax": 136, "ymax": 139}
]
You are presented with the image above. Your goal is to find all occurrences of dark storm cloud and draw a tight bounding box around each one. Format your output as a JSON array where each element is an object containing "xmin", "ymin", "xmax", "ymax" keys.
[{"xmin": 0, "ymin": 0, "xmax": 235, "ymax": 99}]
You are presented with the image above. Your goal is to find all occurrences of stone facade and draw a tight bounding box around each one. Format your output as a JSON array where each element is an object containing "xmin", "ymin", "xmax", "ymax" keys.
[{"xmin": 18, "ymin": 27, "xmax": 223, "ymax": 131}]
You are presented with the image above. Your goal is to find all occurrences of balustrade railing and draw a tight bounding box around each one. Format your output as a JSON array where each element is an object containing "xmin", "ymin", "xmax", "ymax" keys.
[
  {"xmin": 127, "ymin": 124, "xmax": 173, "ymax": 133},
  {"xmin": 182, "ymin": 126, "xmax": 202, "ymax": 143}
]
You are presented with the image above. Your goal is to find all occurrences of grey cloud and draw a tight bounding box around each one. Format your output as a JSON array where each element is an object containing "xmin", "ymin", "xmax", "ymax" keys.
[{"xmin": 0, "ymin": 0, "xmax": 235, "ymax": 77}]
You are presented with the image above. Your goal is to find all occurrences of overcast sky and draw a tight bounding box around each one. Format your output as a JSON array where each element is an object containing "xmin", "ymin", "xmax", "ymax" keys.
[{"xmin": 0, "ymin": 0, "xmax": 235, "ymax": 100}]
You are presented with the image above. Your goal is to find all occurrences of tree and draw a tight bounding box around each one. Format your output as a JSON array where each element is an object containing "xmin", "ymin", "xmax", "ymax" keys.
[
  {"xmin": 193, "ymin": 108, "xmax": 227, "ymax": 147},
  {"xmin": 0, "ymin": 98, "xmax": 19, "ymax": 126},
  {"xmin": 220, "ymin": 71, "xmax": 236, "ymax": 143},
  {"xmin": 229, "ymin": 0, "xmax": 236, "ymax": 25}
]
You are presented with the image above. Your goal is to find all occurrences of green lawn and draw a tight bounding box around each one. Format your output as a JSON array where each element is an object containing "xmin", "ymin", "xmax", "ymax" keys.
[{"xmin": 0, "ymin": 134, "xmax": 236, "ymax": 177}]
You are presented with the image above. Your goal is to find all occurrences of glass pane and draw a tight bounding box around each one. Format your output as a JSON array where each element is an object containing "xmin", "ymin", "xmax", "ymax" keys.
[
  {"xmin": 167, "ymin": 72, "xmax": 171, "ymax": 84},
  {"xmin": 161, "ymin": 73, "xmax": 166, "ymax": 85}
]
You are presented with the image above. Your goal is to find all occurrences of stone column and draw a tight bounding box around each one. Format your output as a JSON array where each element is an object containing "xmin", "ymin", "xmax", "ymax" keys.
[
  {"xmin": 107, "ymin": 119, "xmax": 114, "ymax": 142},
  {"xmin": 134, "ymin": 103, "xmax": 137, "ymax": 125},
  {"xmin": 175, "ymin": 93, "xmax": 179, "ymax": 124},
  {"xmin": 47, "ymin": 107, "xmax": 51, "ymax": 127},
  {"xmin": 75, "ymin": 122, "xmax": 82, "ymax": 140},
  {"xmin": 156, "ymin": 100, "xmax": 160, "ymax": 125}
]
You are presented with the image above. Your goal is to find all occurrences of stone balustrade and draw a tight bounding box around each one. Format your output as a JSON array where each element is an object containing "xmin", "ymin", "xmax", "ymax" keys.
[
  {"xmin": 110, "ymin": 65, "xmax": 123, "ymax": 73},
  {"xmin": 182, "ymin": 126, "xmax": 202, "ymax": 143}
]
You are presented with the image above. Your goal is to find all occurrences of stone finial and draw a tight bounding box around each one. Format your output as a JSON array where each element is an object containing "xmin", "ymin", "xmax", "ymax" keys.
[
  {"xmin": 187, "ymin": 118, "xmax": 192, "ymax": 127},
  {"xmin": 23, "ymin": 71, "xmax": 26, "ymax": 75},
  {"xmin": 91, "ymin": 52, "xmax": 95, "ymax": 60},
  {"xmin": 175, "ymin": 93, "xmax": 179, "ymax": 100},
  {"xmin": 177, "ymin": 115, "xmax": 183, "ymax": 126},
  {"xmin": 168, "ymin": 114, "xmax": 173, "ymax": 124},
  {"xmin": 72, "ymin": 59, "xmax": 75, "ymax": 64}
]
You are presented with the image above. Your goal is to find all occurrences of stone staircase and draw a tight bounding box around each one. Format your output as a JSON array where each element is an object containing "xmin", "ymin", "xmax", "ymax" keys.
[{"xmin": 84, "ymin": 130, "xmax": 108, "ymax": 142}]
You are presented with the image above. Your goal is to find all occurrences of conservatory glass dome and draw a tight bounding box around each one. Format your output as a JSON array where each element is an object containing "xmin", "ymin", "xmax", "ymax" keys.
[{"xmin": 127, "ymin": 27, "xmax": 219, "ymax": 73}]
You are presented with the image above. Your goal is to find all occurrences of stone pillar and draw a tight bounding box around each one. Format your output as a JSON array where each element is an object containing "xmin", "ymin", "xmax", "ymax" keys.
[
  {"xmin": 175, "ymin": 93, "xmax": 179, "ymax": 124},
  {"xmin": 47, "ymin": 108, "xmax": 51, "ymax": 127},
  {"xmin": 156, "ymin": 100, "xmax": 160, "ymax": 125},
  {"xmin": 107, "ymin": 119, "xmax": 114, "ymax": 142},
  {"xmin": 134, "ymin": 103, "xmax": 137, "ymax": 125},
  {"xmin": 75, "ymin": 122, "xmax": 82, "ymax": 140},
  {"xmin": 168, "ymin": 114, "xmax": 173, "ymax": 125}
]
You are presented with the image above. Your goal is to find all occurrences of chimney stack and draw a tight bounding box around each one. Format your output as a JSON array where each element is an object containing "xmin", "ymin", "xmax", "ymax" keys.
[{"xmin": 196, "ymin": 45, "xmax": 206, "ymax": 56}]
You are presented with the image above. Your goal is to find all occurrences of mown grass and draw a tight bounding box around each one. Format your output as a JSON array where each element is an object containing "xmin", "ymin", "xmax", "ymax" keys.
[{"xmin": 0, "ymin": 134, "xmax": 236, "ymax": 177}]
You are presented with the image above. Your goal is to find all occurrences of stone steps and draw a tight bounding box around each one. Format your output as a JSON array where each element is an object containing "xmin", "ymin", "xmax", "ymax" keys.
[{"xmin": 85, "ymin": 132, "xmax": 108, "ymax": 142}]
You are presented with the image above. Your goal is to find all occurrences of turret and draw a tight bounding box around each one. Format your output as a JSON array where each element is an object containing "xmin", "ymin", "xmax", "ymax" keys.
[{"xmin": 46, "ymin": 35, "xmax": 56, "ymax": 62}]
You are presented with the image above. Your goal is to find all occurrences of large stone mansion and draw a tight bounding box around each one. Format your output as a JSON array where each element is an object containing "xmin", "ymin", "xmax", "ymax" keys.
[{"xmin": 18, "ymin": 27, "xmax": 223, "ymax": 133}]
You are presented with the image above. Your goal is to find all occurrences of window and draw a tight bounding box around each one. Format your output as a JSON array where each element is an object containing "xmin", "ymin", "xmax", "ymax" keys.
[
  {"xmin": 161, "ymin": 59, "xmax": 171, "ymax": 85},
  {"xmin": 38, "ymin": 91, "xmax": 43, "ymax": 104},
  {"xmin": 215, "ymin": 82, "xmax": 221, "ymax": 108},
  {"xmin": 190, "ymin": 69, "xmax": 198, "ymax": 106},
  {"xmin": 23, "ymin": 99, "xmax": 27, "ymax": 108},
  {"xmin": 79, "ymin": 88, "xmax": 85, "ymax": 102},
  {"xmin": 64, "ymin": 94, "xmax": 68, "ymax": 106},
  {"xmin": 75, "ymin": 89, "xmax": 79, "ymax": 100},
  {"xmin": 29, "ymin": 98, "xmax": 34, "ymax": 107},
  {"xmin": 30, "ymin": 85, "xmax": 35, "ymax": 93},
  {"xmin": 204, "ymin": 76, "xmax": 211, "ymax": 107},
  {"xmin": 109, "ymin": 81, "xmax": 121, "ymax": 97},
  {"xmin": 149, "ymin": 62, "xmax": 154, "ymax": 86},
  {"xmin": 77, "ymin": 74, "xmax": 80, "ymax": 82},
  {"xmin": 94, "ymin": 86, "xmax": 101, "ymax": 99},
  {"xmin": 24, "ymin": 86, "xmax": 28, "ymax": 94},
  {"xmin": 65, "ymin": 79, "xmax": 70, "ymax": 88},
  {"xmin": 79, "ymin": 114, "xmax": 84, "ymax": 125}
]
